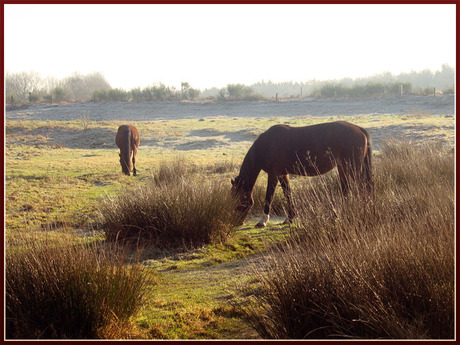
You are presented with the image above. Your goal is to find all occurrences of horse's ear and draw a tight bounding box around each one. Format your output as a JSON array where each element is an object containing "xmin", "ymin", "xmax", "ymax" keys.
[{"xmin": 231, "ymin": 178, "xmax": 235, "ymax": 186}]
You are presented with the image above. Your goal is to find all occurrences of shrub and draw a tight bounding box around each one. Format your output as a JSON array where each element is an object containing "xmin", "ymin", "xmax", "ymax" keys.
[
  {"xmin": 243, "ymin": 141, "xmax": 454, "ymax": 339},
  {"xmin": 320, "ymin": 82, "xmax": 412, "ymax": 98},
  {"xmin": 224, "ymin": 84, "xmax": 264, "ymax": 101},
  {"xmin": 207, "ymin": 160, "xmax": 238, "ymax": 175},
  {"xmin": 52, "ymin": 87, "xmax": 67, "ymax": 102},
  {"xmin": 93, "ymin": 89, "xmax": 108, "ymax": 101},
  {"xmin": 100, "ymin": 171, "xmax": 238, "ymax": 248},
  {"xmin": 108, "ymin": 88, "xmax": 128, "ymax": 102},
  {"xmin": 5, "ymin": 237, "xmax": 149, "ymax": 339},
  {"xmin": 152, "ymin": 158, "xmax": 201, "ymax": 185}
]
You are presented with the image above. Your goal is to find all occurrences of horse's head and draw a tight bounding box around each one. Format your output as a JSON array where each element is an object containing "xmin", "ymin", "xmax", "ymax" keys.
[
  {"xmin": 231, "ymin": 175, "xmax": 254, "ymax": 225},
  {"xmin": 119, "ymin": 152, "xmax": 130, "ymax": 175}
]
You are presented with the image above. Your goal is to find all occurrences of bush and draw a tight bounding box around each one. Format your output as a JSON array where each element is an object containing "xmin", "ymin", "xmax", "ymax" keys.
[
  {"xmin": 93, "ymin": 89, "xmax": 108, "ymax": 101},
  {"xmin": 224, "ymin": 84, "xmax": 264, "ymax": 101},
  {"xmin": 100, "ymin": 165, "xmax": 238, "ymax": 247},
  {"xmin": 152, "ymin": 158, "xmax": 201, "ymax": 185},
  {"xmin": 5, "ymin": 237, "xmax": 149, "ymax": 339},
  {"xmin": 243, "ymin": 141, "xmax": 454, "ymax": 339},
  {"xmin": 53, "ymin": 87, "xmax": 67, "ymax": 102},
  {"xmin": 108, "ymin": 88, "xmax": 128, "ymax": 102},
  {"xmin": 320, "ymin": 82, "xmax": 412, "ymax": 98}
]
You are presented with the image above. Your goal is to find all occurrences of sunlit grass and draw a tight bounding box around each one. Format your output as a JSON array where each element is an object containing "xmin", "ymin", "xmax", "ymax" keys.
[
  {"xmin": 243, "ymin": 140, "xmax": 454, "ymax": 339},
  {"xmin": 5, "ymin": 113, "xmax": 455, "ymax": 339},
  {"xmin": 6, "ymin": 234, "xmax": 151, "ymax": 339}
]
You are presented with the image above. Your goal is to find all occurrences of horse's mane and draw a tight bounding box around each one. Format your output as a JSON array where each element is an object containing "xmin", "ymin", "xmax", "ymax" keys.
[{"xmin": 238, "ymin": 142, "xmax": 261, "ymax": 192}]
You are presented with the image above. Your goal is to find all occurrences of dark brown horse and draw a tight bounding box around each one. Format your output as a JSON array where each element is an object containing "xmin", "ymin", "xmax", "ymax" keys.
[
  {"xmin": 115, "ymin": 125, "xmax": 140, "ymax": 176},
  {"xmin": 231, "ymin": 121, "xmax": 373, "ymax": 227}
]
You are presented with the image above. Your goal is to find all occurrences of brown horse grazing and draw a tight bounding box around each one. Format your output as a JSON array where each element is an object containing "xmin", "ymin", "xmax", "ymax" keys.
[
  {"xmin": 231, "ymin": 121, "xmax": 373, "ymax": 227},
  {"xmin": 115, "ymin": 125, "xmax": 140, "ymax": 176}
]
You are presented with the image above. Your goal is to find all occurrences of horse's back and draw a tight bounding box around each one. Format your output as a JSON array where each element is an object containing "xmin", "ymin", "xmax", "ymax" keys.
[
  {"xmin": 253, "ymin": 121, "xmax": 369, "ymax": 175},
  {"xmin": 257, "ymin": 121, "xmax": 366, "ymax": 150},
  {"xmin": 116, "ymin": 125, "xmax": 140, "ymax": 148}
]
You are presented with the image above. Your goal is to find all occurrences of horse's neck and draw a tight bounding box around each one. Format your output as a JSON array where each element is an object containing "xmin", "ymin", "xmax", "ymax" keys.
[{"xmin": 239, "ymin": 146, "xmax": 261, "ymax": 193}]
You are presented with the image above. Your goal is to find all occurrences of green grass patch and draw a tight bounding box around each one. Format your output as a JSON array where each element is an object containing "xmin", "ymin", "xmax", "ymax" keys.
[{"xmin": 5, "ymin": 114, "xmax": 455, "ymax": 339}]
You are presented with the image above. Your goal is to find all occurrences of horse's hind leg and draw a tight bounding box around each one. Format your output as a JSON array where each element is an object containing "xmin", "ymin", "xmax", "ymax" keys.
[
  {"xmin": 337, "ymin": 163, "xmax": 351, "ymax": 195},
  {"xmin": 279, "ymin": 174, "xmax": 295, "ymax": 223},
  {"xmin": 132, "ymin": 147, "xmax": 138, "ymax": 176},
  {"xmin": 256, "ymin": 174, "xmax": 278, "ymax": 228},
  {"xmin": 338, "ymin": 156, "xmax": 363, "ymax": 195}
]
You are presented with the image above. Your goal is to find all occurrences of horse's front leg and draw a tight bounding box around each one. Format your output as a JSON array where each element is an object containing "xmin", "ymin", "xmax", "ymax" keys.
[
  {"xmin": 256, "ymin": 174, "xmax": 278, "ymax": 228},
  {"xmin": 279, "ymin": 174, "xmax": 295, "ymax": 224}
]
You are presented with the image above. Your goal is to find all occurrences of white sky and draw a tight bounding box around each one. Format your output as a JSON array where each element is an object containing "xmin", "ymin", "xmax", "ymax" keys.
[{"xmin": 4, "ymin": 4, "xmax": 456, "ymax": 90}]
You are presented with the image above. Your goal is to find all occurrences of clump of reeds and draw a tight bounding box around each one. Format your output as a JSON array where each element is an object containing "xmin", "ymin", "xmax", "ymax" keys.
[
  {"xmin": 100, "ymin": 160, "xmax": 238, "ymax": 247},
  {"xmin": 243, "ymin": 140, "xmax": 454, "ymax": 339},
  {"xmin": 5, "ymin": 236, "xmax": 149, "ymax": 339},
  {"xmin": 152, "ymin": 158, "xmax": 201, "ymax": 185}
]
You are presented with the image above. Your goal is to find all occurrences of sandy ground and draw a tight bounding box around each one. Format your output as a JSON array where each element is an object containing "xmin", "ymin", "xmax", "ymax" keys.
[
  {"xmin": 5, "ymin": 95, "xmax": 455, "ymax": 153},
  {"xmin": 5, "ymin": 95, "xmax": 454, "ymax": 121}
]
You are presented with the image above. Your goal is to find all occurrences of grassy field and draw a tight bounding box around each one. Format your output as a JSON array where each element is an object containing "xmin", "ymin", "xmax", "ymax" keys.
[{"xmin": 4, "ymin": 113, "xmax": 455, "ymax": 339}]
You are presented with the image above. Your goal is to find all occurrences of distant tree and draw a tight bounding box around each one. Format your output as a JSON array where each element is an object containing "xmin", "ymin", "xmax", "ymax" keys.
[
  {"xmin": 108, "ymin": 88, "xmax": 128, "ymax": 101},
  {"xmin": 188, "ymin": 88, "xmax": 200, "ymax": 100},
  {"xmin": 85, "ymin": 72, "xmax": 111, "ymax": 94},
  {"xmin": 181, "ymin": 82, "xmax": 200, "ymax": 100},
  {"xmin": 64, "ymin": 73, "xmax": 86, "ymax": 101},
  {"xmin": 130, "ymin": 87, "xmax": 144, "ymax": 101},
  {"xmin": 93, "ymin": 89, "xmax": 108, "ymax": 102},
  {"xmin": 434, "ymin": 64, "xmax": 455, "ymax": 91},
  {"xmin": 64, "ymin": 72, "xmax": 112, "ymax": 101},
  {"xmin": 52, "ymin": 87, "xmax": 67, "ymax": 102},
  {"xmin": 5, "ymin": 71, "xmax": 41, "ymax": 103},
  {"xmin": 151, "ymin": 83, "xmax": 179, "ymax": 101},
  {"xmin": 217, "ymin": 87, "xmax": 227, "ymax": 100},
  {"xmin": 227, "ymin": 84, "xmax": 248, "ymax": 99}
]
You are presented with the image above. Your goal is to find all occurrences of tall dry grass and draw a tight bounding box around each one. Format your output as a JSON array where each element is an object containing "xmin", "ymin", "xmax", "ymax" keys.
[
  {"xmin": 243, "ymin": 140, "xmax": 454, "ymax": 339},
  {"xmin": 100, "ymin": 160, "xmax": 238, "ymax": 247},
  {"xmin": 5, "ymin": 236, "xmax": 149, "ymax": 339}
]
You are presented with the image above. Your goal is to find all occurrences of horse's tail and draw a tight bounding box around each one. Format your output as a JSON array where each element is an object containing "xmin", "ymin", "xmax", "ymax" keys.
[
  {"xmin": 360, "ymin": 127, "xmax": 373, "ymax": 191},
  {"xmin": 126, "ymin": 129, "xmax": 132, "ymax": 170}
]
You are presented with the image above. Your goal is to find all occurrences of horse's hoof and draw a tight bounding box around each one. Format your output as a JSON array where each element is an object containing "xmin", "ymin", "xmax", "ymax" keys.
[{"xmin": 255, "ymin": 214, "xmax": 269, "ymax": 228}]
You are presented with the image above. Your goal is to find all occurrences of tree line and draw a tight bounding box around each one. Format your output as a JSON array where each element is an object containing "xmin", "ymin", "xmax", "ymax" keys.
[
  {"xmin": 247, "ymin": 64, "xmax": 454, "ymax": 98},
  {"xmin": 5, "ymin": 64, "xmax": 455, "ymax": 105},
  {"xmin": 5, "ymin": 72, "xmax": 203, "ymax": 104},
  {"xmin": 201, "ymin": 64, "xmax": 454, "ymax": 99}
]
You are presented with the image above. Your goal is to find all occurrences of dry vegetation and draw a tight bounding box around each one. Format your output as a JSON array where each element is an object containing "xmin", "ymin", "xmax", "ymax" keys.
[
  {"xmin": 6, "ymin": 238, "xmax": 150, "ymax": 339},
  {"xmin": 4, "ymin": 113, "xmax": 455, "ymax": 339},
  {"xmin": 100, "ymin": 170, "xmax": 238, "ymax": 247},
  {"xmin": 242, "ymin": 140, "xmax": 454, "ymax": 339}
]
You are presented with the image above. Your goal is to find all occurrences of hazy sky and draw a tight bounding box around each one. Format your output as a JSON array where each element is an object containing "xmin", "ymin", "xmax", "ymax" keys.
[{"xmin": 4, "ymin": 4, "xmax": 456, "ymax": 90}]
